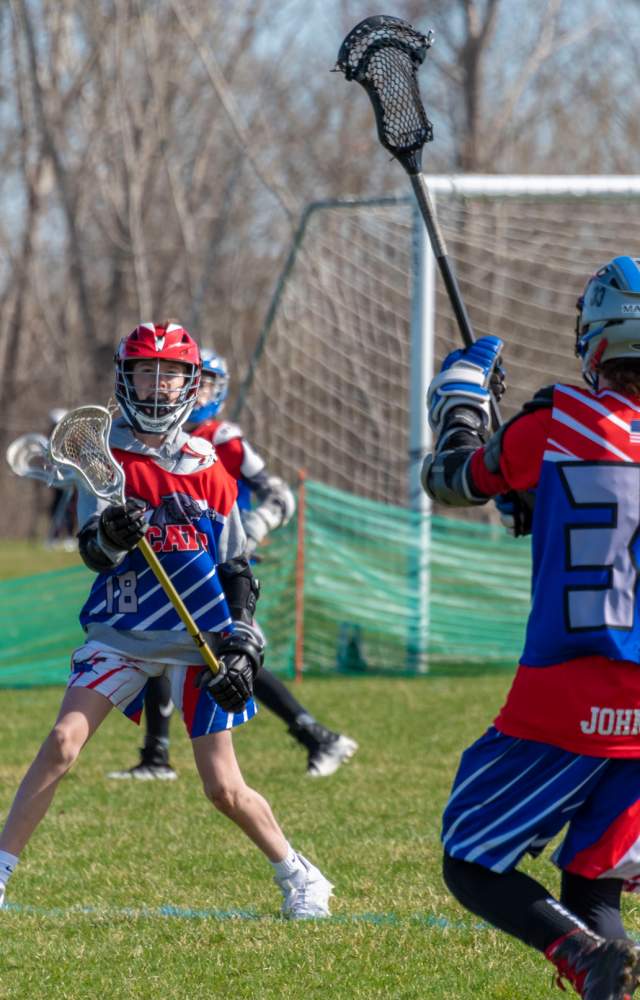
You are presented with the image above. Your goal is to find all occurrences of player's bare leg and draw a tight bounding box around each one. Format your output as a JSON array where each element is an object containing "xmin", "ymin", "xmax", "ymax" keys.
[
  {"xmin": 192, "ymin": 730, "xmax": 289, "ymax": 858},
  {"xmin": 0, "ymin": 686, "xmax": 113, "ymax": 857},
  {"xmin": 192, "ymin": 730, "xmax": 332, "ymax": 917}
]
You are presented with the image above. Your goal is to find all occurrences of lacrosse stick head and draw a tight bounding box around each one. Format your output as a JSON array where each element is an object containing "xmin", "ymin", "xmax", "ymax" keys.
[
  {"xmin": 6, "ymin": 433, "xmax": 61, "ymax": 485},
  {"xmin": 49, "ymin": 405, "xmax": 126, "ymax": 504},
  {"xmin": 335, "ymin": 14, "xmax": 434, "ymax": 174}
]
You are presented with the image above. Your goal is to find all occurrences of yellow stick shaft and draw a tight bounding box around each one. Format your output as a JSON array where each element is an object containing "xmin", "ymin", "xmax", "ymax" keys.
[{"xmin": 137, "ymin": 535, "xmax": 220, "ymax": 674}]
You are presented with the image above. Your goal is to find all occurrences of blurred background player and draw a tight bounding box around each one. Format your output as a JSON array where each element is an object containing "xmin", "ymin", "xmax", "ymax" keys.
[
  {"xmin": 108, "ymin": 348, "xmax": 357, "ymax": 781},
  {"xmin": 45, "ymin": 408, "xmax": 77, "ymax": 550},
  {"xmin": 422, "ymin": 257, "xmax": 640, "ymax": 1000},
  {"xmin": 0, "ymin": 321, "xmax": 333, "ymax": 918}
]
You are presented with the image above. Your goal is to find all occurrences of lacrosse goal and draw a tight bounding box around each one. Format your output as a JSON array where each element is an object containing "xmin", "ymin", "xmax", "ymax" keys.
[
  {"xmin": 235, "ymin": 176, "xmax": 640, "ymax": 511},
  {"xmin": 233, "ymin": 177, "xmax": 640, "ymax": 674}
]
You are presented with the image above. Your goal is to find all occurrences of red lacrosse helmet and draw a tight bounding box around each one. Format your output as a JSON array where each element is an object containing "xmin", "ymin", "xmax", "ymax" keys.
[{"xmin": 115, "ymin": 322, "xmax": 202, "ymax": 434}]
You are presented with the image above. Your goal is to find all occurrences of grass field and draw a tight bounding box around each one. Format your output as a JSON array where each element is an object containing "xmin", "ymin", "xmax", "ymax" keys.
[{"xmin": 2, "ymin": 549, "xmax": 640, "ymax": 999}]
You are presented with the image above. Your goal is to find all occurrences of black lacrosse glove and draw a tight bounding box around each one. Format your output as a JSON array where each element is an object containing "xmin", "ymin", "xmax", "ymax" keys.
[
  {"xmin": 195, "ymin": 623, "xmax": 264, "ymax": 713},
  {"xmin": 99, "ymin": 497, "xmax": 148, "ymax": 551},
  {"xmin": 489, "ymin": 362, "xmax": 507, "ymax": 403}
]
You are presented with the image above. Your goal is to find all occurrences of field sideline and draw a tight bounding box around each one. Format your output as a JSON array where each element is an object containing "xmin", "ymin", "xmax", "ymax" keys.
[{"xmin": 2, "ymin": 552, "xmax": 640, "ymax": 998}]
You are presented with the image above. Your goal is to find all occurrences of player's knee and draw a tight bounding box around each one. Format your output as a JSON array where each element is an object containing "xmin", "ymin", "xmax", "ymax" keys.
[
  {"xmin": 202, "ymin": 777, "xmax": 244, "ymax": 815},
  {"xmin": 442, "ymin": 851, "xmax": 487, "ymax": 911},
  {"xmin": 40, "ymin": 724, "xmax": 82, "ymax": 773}
]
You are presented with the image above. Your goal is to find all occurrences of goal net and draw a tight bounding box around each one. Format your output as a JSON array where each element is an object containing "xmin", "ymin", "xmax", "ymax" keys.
[{"xmin": 234, "ymin": 179, "xmax": 640, "ymax": 514}]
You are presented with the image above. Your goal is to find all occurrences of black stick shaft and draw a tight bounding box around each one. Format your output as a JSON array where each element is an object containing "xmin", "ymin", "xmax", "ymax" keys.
[{"xmin": 409, "ymin": 171, "xmax": 502, "ymax": 429}]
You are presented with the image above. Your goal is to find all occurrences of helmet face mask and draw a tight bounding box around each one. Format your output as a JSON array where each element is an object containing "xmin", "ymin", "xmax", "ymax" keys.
[
  {"xmin": 115, "ymin": 322, "xmax": 201, "ymax": 434},
  {"xmin": 189, "ymin": 349, "xmax": 229, "ymax": 424},
  {"xmin": 575, "ymin": 256, "xmax": 640, "ymax": 388}
]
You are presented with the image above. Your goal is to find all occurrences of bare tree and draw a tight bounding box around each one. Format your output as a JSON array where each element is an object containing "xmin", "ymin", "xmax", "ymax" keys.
[{"xmin": 0, "ymin": 0, "xmax": 637, "ymax": 537}]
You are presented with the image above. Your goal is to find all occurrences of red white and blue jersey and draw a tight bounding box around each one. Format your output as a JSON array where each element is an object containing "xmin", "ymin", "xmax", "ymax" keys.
[
  {"xmin": 470, "ymin": 383, "xmax": 640, "ymax": 757},
  {"xmin": 77, "ymin": 421, "xmax": 246, "ymax": 663},
  {"xmin": 192, "ymin": 418, "xmax": 266, "ymax": 511}
]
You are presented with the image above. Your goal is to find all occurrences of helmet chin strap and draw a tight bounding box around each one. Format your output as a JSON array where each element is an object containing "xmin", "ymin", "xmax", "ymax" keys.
[{"xmin": 586, "ymin": 338, "xmax": 609, "ymax": 390}]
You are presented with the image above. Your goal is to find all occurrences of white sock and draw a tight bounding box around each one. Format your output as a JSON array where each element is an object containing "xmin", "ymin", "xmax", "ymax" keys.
[
  {"xmin": 0, "ymin": 849, "xmax": 19, "ymax": 887},
  {"xmin": 271, "ymin": 845, "xmax": 303, "ymax": 879}
]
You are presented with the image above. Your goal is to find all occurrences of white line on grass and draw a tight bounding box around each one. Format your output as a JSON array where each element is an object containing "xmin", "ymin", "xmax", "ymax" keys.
[{"xmin": 1, "ymin": 902, "xmax": 487, "ymax": 928}]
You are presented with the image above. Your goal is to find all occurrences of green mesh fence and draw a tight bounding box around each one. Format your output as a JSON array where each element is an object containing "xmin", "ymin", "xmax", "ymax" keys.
[
  {"xmin": 0, "ymin": 480, "xmax": 532, "ymax": 687},
  {"xmin": 297, "ymin": 481, "xmax": 531, "ymax": 677}
]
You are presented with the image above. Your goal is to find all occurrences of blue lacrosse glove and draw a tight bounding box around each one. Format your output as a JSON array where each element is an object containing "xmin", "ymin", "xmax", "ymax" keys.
[
  {"xmin": 427, "ymin": 336, "xmax": 505, "ymax": 436},
  {"xmin": 495, "ymin": 489, "xmax": 536, "ymax": 537}
]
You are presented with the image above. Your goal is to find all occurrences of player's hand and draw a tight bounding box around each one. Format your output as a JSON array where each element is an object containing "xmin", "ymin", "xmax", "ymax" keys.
[
  {"xmin": 195, "ymin": 623, "xmax": 264, "ymax": 713},
  {"xmin": 495, "ymin": 490, "xmax": 535, "ymax": 537},
  {"xmin": 427, "ymin": 336, "xmax": 504, "ymax": 436},
  {"xmin": 99, "ymin": 497, "xmax": 148, "ymax": 551}
]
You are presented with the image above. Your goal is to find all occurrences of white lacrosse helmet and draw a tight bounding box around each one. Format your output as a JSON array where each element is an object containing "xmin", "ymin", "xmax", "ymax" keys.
[{"xmin": 576, "ymin": 256, "xmax": 640, "ymax": 388}]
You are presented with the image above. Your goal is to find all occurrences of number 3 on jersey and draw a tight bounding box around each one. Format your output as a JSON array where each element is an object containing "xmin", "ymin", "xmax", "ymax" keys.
[{"xmin": 560, "ymin": 463, "xmax": 640, "ymax": 631}]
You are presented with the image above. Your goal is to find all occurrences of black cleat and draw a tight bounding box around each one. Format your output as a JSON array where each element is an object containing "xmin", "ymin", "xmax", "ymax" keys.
[
  {"xmin": 546, "ymin": 929, "xmax": 640, "ymax": 999},
  {"xmin": 107, "ymin": 747, "xmax": 177, "ymax": 781},
  {"xmin": 289, "ymin": 717, "xmax": 358, "ymax": 777}
]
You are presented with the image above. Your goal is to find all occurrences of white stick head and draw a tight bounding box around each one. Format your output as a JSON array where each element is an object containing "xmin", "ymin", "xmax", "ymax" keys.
[
  {"xmin": 49, "ymin": 405, "xmax": 126, "ymax": 504},
  {"xmin": 6, "ymin": 432, "xmax": 74, "ymax": 486}
]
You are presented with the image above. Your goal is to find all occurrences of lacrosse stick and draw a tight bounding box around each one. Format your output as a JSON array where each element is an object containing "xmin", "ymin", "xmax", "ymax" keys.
[
  {"xmin": 6, "ymin": 432, "xmax": 76, "ymax": 486},
  {"xmin": 335, "ymin": 14, "xmax": 502, "ymax": 429},
  {"xmin": 49, "ymin": 405, "xmax": 221, "ymax": 674}
]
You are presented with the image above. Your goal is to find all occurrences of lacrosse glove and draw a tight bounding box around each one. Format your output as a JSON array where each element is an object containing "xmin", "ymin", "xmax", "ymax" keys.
[
  {"xmin": 495, "ymin": 489, "xmax": 536, "ymax": 537},
  {"xmin": 99, "ymin": 497, "xmax": 148, "ymax": 551},
  {"xmin": 427, "ymin": 336, "xmax": 505, "ymax": 437},
  {"xmin": 195, "ymin": 622, "xmax": 264, "ymax": 713}
]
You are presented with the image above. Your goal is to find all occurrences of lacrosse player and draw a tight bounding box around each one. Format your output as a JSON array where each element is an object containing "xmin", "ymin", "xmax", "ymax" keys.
[
  {"xmin": 423, "ymin": 257, "xmax": 640, "ymax": 999},
  {"xmin": 108, "ymin": 348, "xmax": 357, "ymax": 781},
  {"xmin": 0, "ymin": 322, "xmax": 333, "ymax": 919},
  {"xmin": 44, "ymin": 408, "xmax": 77, "ymax": 549}
]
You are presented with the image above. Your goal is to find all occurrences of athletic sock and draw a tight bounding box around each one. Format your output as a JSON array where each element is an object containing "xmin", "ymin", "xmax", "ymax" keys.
[
  {"xmin": 271, "ymin": 845, "xmax": 303, "ymax": 880},
  {"xmin": 0, "ymin": 849, "xmax": 19, "ymax": 888}
]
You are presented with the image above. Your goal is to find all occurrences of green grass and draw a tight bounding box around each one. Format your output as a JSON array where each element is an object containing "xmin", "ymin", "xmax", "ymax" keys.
[
  {"xmin": 2, "ymin": 677, "xmax": 640, "ymax": 999},
  {"xmin": 0, "ymin": 540, "xmax": 80, "ymax": 580},
  {"xmin": 2, "ymin": 544, "xmax": 640, "ymax": 997}
]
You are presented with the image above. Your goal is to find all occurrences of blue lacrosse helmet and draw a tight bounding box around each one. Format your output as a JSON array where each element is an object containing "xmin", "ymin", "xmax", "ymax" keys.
[
  {"xmin": 189, "ymin": 348, "xmax": 229, "ymax": 424},
  {"xmin": 576, "ymin": 255, "xmax": 640, "ymax": 388}
]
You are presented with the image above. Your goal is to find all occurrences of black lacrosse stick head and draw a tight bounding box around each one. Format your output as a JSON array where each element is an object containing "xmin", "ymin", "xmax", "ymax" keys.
[{"xmin": 335, "ymin": 14, "xmax": 434, "ymax": 174}]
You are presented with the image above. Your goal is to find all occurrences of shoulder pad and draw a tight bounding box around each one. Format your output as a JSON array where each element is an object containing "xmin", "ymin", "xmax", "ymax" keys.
[
  {"xmin": 182, "ymin": 435, "xmax": 215, "ymax": 460},
  {"xmin": 521, "ymin": 385, "xmax": 555, "ymax": 414},
  {"xmin": 214, "ymin": 422, "xmax": 243, "ymax": 446}
]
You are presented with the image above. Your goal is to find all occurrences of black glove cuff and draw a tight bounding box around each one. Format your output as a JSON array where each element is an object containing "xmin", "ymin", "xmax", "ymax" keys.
[{"xmin": 216, "ymin": 624, "xmax": 264, "ymax": 677}]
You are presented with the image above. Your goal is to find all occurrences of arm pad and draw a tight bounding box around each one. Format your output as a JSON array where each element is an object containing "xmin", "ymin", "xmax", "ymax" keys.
[
  {"xmin": 78, "ymin": 516, "xmax": 127, "ymax": 573},
  {"xmin": 421, "ymin": 405, "xmax": 491, "ymax": 507},
  {"xmin": 217, "ymin": 556, "xmax": 260, "ymax": 624}
]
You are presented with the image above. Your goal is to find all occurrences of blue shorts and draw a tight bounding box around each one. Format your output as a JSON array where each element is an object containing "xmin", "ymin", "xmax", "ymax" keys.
[{"xmin": 442, "ymin": 727, "xmax": 640, "ymax": 889}]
